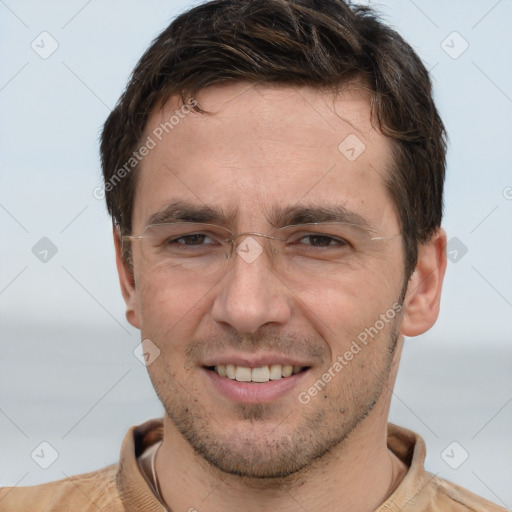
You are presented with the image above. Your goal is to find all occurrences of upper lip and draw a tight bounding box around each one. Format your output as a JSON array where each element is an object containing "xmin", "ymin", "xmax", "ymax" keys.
[{"xmin": 201, "ymin": 353, "xmax": 312, "ymax": 368}]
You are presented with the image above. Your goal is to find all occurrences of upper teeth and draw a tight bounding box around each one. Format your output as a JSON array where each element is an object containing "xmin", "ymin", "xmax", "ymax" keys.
[{"xmin": 215, "ymin": 364, "xmax": 303, "ymax": 382}]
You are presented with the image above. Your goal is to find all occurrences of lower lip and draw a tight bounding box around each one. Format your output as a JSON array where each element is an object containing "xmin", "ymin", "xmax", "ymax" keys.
[{"xmin": 203, "ymin": 367, "xmax": 310, "ymax": 404}]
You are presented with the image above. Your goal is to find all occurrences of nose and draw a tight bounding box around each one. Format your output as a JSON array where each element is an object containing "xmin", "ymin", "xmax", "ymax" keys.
[{"xmin": 211, "ymin": 235, "xmax": 292, "ymax": 334}]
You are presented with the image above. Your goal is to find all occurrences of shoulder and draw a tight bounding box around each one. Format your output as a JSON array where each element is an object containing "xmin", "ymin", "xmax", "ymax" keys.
[
  {"xmin": 385, "ymin": 424, "xmax": 507, "ymax": 511},
  {"xmin": 0, "ymin": 464, "xmax": 124, "ymax": 512},
  {"xmin": 421, "ymin": 472, "xmax": 508, "ymax": 511}
]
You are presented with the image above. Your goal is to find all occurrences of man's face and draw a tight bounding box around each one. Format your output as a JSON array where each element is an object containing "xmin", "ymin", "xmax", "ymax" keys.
[{"xmin": 125, "ymin": 83, "xmax": 407, "ymax": 478}]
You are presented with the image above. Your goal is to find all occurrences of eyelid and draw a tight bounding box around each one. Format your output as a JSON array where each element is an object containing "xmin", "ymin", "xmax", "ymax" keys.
[
  {"xmin": 285, "ymin": 232, "xmax": 350, "ymax": 249},
  {"xmin": 274, "ymin": 222, "xmax": 373, "ymax": 239},
  {"xmin": 141, "ymin": 221, "xmax": 378, "ymax": 242},
  {"xmin": 275, "ymin": 221, "xmax": 373, "ymax": 232},
  {"xmin": 145, "ymin": 222, "xmax": 234, "ymax": 236}
]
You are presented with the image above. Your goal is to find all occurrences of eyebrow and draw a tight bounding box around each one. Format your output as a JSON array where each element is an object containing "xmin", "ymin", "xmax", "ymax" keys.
[
  {"xmin": 267, "ymin": 204, "xmax": 376, "ymax": 231},
  {"xmin": 146, "ymin": 200, "xmax": 235, "ymax": 226},
  {"xmin": 145, "ymin": 200, "xmax": 376, "ymax": 232}
]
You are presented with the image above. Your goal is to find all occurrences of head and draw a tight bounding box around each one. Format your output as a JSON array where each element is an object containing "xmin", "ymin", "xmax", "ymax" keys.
[{"xmin": 101, "ymin": 0, "xmax": 447, "ymax": 479}]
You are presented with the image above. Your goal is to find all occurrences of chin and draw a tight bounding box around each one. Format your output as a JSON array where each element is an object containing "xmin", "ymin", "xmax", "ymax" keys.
[{"xmin": 164, "ymin": 399, "xmax": 367, "ymax": 479}]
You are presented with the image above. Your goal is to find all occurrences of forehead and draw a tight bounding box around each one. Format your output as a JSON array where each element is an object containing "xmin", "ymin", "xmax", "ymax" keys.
[{"xmin": 133, "ymin": 82, "xmax": 397, "ymax": 231}]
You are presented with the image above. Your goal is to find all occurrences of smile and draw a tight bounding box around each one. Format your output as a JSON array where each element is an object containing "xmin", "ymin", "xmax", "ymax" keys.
[
  {"xmin": 208, "ymin": 364, "xmax": 308, "ymax": 383},
  {"xmin": 203, "ymin": 363, "xmax": 311, "ymax": 403}
]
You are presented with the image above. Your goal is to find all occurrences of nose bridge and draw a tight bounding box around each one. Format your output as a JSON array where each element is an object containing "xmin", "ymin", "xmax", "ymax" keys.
[
  {"xmin": 212, "ymin": 233, "xmax": 291, "ymax": 334},
  {"xmin": 227, "ymin": 230, "xmax": 283, "ymax": 265}
]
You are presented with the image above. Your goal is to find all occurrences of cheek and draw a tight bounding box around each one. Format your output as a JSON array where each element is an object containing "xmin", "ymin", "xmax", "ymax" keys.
[
  {"xmin": 291, "ymin": 256, "xmax": 403, "ymax": 349},
  {"xmin": 136, "ymin": 271, "xmax": 210, "ymax": 351}
]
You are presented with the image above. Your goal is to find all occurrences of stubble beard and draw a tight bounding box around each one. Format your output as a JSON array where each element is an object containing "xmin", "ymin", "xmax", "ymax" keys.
[{"xmin": 151, "ymin": 311, "xmax": 402, "ymax": 480}]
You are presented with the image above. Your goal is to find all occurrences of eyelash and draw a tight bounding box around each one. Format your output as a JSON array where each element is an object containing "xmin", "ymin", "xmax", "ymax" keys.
[
  {"xmin": 169, "ymin": 233, "xmax": 349, "ymax": 248},
  {"xmin": 297, "ymin": 234, "xmax": 348, "ymax": 247}
]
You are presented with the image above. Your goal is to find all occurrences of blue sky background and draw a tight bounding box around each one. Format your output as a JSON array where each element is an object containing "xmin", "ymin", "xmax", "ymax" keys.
[{"xmin": 1, "ymin": 0, "xmax": 511, "ymax": 507}]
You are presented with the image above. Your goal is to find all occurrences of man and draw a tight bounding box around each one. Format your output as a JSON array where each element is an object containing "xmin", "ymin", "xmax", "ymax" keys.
[{"xmin": 0, "ymin": 0, "xmax": 506, "ymax": 510}]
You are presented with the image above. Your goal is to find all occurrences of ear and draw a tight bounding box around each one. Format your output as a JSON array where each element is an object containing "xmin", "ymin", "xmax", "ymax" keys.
[
  {"xmin": 400, "ymin": 228, "xmax": 447, "ymax": 337},
  {"xmin": 113, "ymin": 226, "xmax": 141, "ymax": 329}
]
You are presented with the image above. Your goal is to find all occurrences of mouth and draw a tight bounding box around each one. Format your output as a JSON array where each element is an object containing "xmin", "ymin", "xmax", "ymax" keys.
[
  {"xmin": 205, "ymin": 364, "xmax": 309, "ymax": 383},
  {"xmin": 202, "ymin": 363, "xmax": 311, "ymax": 404}
]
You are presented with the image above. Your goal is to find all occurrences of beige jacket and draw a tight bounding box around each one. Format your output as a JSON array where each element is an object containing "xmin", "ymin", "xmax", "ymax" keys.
[{"xmin": 0, "ymin": 419, "xmax": 506, "ymax": 511}]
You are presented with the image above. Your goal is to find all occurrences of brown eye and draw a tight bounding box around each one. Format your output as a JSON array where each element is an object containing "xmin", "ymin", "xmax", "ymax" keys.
[
  {"xmin": 299, "ymin": 235, "xmax": 348, "ymax": 247},
  {"xmin": 173, "ymin": 234, "xmax": 210, "ymax": 245}
]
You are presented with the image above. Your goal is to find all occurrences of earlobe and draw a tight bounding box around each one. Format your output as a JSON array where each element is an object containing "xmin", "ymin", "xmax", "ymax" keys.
[
  {"xmin": 400, "ymin": 228, "xmax": 447, "ymax": 337},
  {"xmin": 113, "ymin": 226, "xmax": 141, "ymax": 329}
]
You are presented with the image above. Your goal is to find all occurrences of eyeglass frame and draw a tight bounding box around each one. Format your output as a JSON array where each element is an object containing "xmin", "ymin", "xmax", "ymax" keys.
[{"xmin": 121, "ymin": 221, "xmax": 401, "ymax": 264}]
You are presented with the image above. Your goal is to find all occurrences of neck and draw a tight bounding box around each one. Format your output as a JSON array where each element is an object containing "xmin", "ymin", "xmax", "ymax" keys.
[{"xmin": 155, "ymin": 401, "xmax": 408, "ymax": 512}]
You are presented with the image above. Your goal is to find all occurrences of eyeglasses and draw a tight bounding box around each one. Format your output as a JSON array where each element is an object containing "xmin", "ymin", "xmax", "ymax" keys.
[{"xmin": 123, "ymin": 222, "xmax": 400, "ymax": 281}]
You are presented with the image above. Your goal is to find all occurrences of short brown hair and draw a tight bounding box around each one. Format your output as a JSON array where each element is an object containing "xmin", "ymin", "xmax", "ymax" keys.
[{"xmin": 100, "ymin": 0, "xmax": 446, "ymax": 279}]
